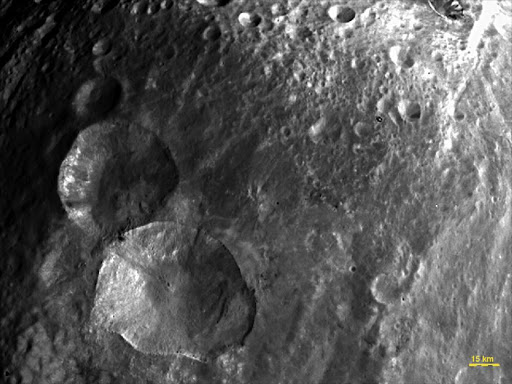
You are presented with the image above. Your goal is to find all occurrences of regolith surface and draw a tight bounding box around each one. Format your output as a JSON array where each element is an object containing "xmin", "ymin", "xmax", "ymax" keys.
[{"xmin": 1, "ymin": 1, "xmax": 511, "ymax": 383}]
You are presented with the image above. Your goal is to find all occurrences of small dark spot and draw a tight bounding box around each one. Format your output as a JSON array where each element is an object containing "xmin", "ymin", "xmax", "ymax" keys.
[
  {"xmin": 378, "ymin": 344, "xmax": 386, "ymax": 358},
  {"xmin": 162, "ymin": 45, "xmax": 175, "ymax": 60},
  {"xmin": 376, "ymin": 116, "xmax": 383, "ymax": 122},
  {"xmin": 297, "ymin": 26, "xmax": 313, "ymax": 39},
  {"xmin": 405, "ymin": 102, "xmax": 421, "ymax": 120},
  {"xmin": 410, "ymin": 111, "xmax": 421, "ymax": 119},
  {"xmin": 403, "ymin": 55, "xmax": 415, "ymax": 68},
  {"xmin": 454, "ymin": 111, "xmax": 465, "ymax": 120},
  {"xmin": 118, "ymin": 234, "xmax": 125, "ymax": 242}
]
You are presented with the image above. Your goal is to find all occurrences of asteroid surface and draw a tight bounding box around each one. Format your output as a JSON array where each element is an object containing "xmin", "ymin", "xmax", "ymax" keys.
[{"xmin": 1, "ymin": 0, "xmax": 512, "ymax": 383}]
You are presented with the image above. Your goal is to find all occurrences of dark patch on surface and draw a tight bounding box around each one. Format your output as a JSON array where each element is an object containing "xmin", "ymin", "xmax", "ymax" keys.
[
  {"xmin": 201, "ymin": 130, "xmax": 261, "ymax": 217},
  {"xmin": 93, "ymin": 143, "xmax": 178, "ymax": 233},
  {"xmin": 284, "ymin": 299, "xmax": 304, "ymax": 346}
]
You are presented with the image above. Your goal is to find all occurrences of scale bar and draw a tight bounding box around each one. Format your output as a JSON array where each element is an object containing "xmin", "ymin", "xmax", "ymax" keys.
[{"xmin": 469, "ymin": 363, "xmax": 500, "ymax": 367}]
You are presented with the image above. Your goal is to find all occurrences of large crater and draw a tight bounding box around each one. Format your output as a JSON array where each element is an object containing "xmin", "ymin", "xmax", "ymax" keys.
[
  {"xmin": 91, "ymin": 220, "xmax": 256, "ymax": 359},
  {"xmin": 58, "ymin": 121, "xmax": 179, "ymax": 235}
]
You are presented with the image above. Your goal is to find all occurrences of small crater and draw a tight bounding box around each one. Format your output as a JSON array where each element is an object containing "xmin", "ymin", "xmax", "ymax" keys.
[
  {"xmin": 196, "ymin": 0, "xmax": 230, "ymax": 7},
  {"xmin": 279, "ymin": 126, "xmax": 293, "ymax": 144},
  {"xmin": 398, "ymin": 100, "xmax": 421, "ymax": 121},
  {"xmin": 146, "ymin": 3, "xmax": 159, "ymax": 15},
  {"xmin": 202, "ymin": 24, "xmax": 221, "ymax": 41},
  {"xmin": 238, "ymin": 12, "xmax": 262, "ymax": 28},
  {"xmin": 73, "ymin": 77, "xmax": 122, "ymax": 121},
  {"xmin": 328, "ymin": 5, "xmax": 356, "ymax": 23},
  {"xmin": 353, "ymin": 122, "xmax": 372, "ymax": 138},
  {"xmin": 389, "ymin": 45, "xmax": 415, "ymax": 68},
  {"xmin": 454, "ymin": 111, "xmax": 465, "ymax": 120},
  {"xmin": 443, "ymin": 0, "xmax": 464, "ymax": 20},
  {"xmin": 402, "ymin": 55, "xmax": 415, "ymax": 68}
]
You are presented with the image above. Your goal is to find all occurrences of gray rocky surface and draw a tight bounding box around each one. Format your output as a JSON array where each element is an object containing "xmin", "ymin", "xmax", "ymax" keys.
[{"xmin": 1, "ymin": 1, "xmax": 511, "ymax": 383}]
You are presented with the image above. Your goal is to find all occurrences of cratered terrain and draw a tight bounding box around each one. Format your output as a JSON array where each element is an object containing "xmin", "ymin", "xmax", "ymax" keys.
[{"xmin": 1, "ymin": 0, "xmax": 511, "ymax": 383}]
